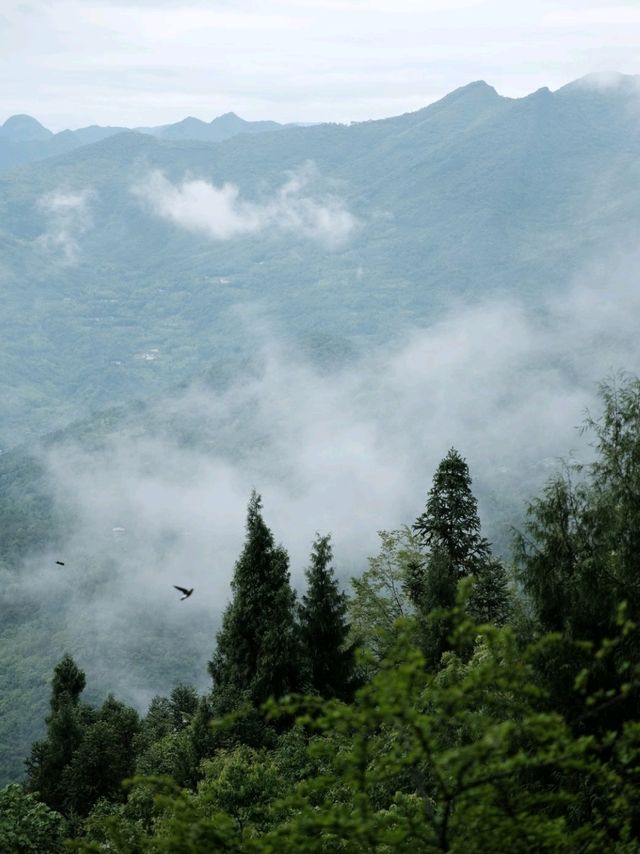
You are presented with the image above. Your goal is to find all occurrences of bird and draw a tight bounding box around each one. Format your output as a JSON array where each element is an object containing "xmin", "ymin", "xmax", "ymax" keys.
[
  {"xmin": 55, "ymin": 560, "xmax": 65, "ymax": 566},
  {"xmin": 173, "ymin": 585, "xmax": 194, "ymax": 601}
]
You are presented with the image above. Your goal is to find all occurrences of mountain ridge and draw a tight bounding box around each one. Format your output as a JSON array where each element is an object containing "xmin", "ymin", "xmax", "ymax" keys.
[{"xmin": 1, "ymin": 72, "xmax": 640, "ymax": 449}]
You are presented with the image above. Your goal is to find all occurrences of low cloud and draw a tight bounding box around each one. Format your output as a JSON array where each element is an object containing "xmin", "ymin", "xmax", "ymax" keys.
[
  {"xmin": 572, "ymin": 71, "xmax": 640, "ymax": 96},
  {"xmin": 6, "ymin": 248, "xmax": 640, "ymax": 715},
  {"xmin": 37, "ymin": 189, "xmax": 93, "ymax": 263},
  {"xmin": 133, "ymin": 163, "xmax": 358, "ymax": 248}
]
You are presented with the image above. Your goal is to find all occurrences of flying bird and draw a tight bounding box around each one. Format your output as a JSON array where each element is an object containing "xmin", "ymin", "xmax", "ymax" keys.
[
  {"xmin": 55, "ymin": 561, "xmax": 65, "ymax": 566},
  {"xmin": 173, "ymin": 585, "xmax": 194, "ymax": 601}
]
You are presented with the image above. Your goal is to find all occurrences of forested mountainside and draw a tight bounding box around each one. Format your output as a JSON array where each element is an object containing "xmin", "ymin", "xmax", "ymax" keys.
[
  {"xmin": 1, "ymin": 75, "xmax": 640, "ymax": 446},
  {"xmin": 5, "ymin": 377, "xmax": 640, "ymax": 852}
]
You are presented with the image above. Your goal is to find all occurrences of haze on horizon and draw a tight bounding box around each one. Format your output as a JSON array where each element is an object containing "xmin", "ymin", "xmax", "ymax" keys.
[{"xmin": 1, "ymin": 0, "xmax": 640, "ymax": 131}]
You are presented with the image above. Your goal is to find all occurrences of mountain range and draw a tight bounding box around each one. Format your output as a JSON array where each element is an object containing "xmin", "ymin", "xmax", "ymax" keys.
[
  {"xmin": 0, "ymin": 111, "xmax": 290, "ymax": 172},
  {"xmin": 2, "ymin": 73, "xmax": 640, "ymax": 448}
]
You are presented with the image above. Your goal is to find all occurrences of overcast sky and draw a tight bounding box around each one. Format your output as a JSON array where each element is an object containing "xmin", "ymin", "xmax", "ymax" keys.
[{"xmin": 2, "ymin": 0, "xmax": 639, "ymax": 130}]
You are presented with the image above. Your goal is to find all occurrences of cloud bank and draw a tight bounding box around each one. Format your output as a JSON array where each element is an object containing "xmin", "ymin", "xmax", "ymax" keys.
[
  {"xmin": 133, "ymin": 163, "xmax": 358, "ymax": 247},
  {"xmin": 5, "ymin": 247, "xmax": 640, "ymax": 713}
]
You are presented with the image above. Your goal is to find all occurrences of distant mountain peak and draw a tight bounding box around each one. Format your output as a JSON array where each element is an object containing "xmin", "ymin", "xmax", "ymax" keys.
[
  {"xmin": 441, "ymin": 79, "xmax": 501, "ymax": 105},
  {"xmin": 458, "ymin": 80, "xmax": 499, "ymax": 95},
  {"xmin": 211, "ymin": 112, "xmax": 248, "ymax": 128},
  {"xmin": 0, "ymin": 114, "xmax": 53, "ymax": 141}
]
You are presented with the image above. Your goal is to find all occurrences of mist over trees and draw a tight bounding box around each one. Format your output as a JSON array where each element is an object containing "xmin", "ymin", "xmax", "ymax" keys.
[{"xmin": 4, "ymin": 377, "xmax": 640, "ymax": 851}]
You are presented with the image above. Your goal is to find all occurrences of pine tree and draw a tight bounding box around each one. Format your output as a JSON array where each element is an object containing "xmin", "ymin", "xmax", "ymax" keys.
[
  {"xmin": 208, "ymin": 492, "xmax": 301, "ymax": 711},
  {"xmin": 299, "ymin": 534, "xmax": 356, "ymax": 701},
  {"xmin": 411, "ymin": 450, "xmax": 508, "ymax": 664},
  {"xmin": 414, "ymin": 448, "xmax": 491, "ymax": 576}
]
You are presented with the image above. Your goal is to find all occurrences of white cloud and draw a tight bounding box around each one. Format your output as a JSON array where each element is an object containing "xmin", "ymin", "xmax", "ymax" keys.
[
  {"xmin": 37, "ymin": 189, "xmax": 93, "ymax": 263},
  {"xmin": 133, "ymin": 164, "xmax": 358, "ymax": 247}
]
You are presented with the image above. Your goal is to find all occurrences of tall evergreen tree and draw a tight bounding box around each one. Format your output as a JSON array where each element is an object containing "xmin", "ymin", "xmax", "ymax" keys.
[
  {"xmin": 208, "ymin": 492, "xmax": 301, "ymax": 711},
  {"xmin": 299, "ymin": 534, "xmax": 356, "ymax": 701},
  {"xmin": 411, "ymin": 450, "xmax": 508, "ymax": 662},
  {"xmin": 413, "ymin": 448, "xmax": 491, "ymax": 576},
  {"xmin": 25, "ymin": 655, "xmax": 90, "ymax": 812}
]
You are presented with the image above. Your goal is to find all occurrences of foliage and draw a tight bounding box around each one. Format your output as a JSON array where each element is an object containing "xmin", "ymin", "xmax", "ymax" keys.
[
  {"xmin": 467, "ymin": 559, "xmax": 512, "ymax": 627},
  {"xmin": 0, "ymin": 784, "xmax": 64, "ymax": 854},
  {"xmin": 70, "ymin": 611, "xmax": 640, "ymax": 852},
  {"xmin": 515, "ymin": 377, "xmax": 640, "ymax": 729},
  {"xmin": 348, "ymin": 526, "xmax": 418, "ymax": 666}
]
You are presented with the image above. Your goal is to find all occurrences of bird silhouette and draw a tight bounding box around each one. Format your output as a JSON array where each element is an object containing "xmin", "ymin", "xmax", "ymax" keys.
[
  {"xmin": 55, "ymin": 561, "xmax": 65, "ymax": 566},
  {"xmin": 173, "ymin": 585, "xmax": 194, "ymax": 601}
]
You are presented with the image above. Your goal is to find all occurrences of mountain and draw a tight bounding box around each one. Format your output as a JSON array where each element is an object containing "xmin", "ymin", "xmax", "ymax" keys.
[
  {"xmin": 2, "ymin": 76, "xmax": 640, "ymax": 447},
  {"xmin": 139, "ymin": 111, "xmax": 284, "ymax": 142},
  {"xmin": 0, "ymin": 111, "xmax": 287, "ymax": 171},
  {"xmin": 0, "ymin": 114, "xmax": 53, "ymax": 141}
]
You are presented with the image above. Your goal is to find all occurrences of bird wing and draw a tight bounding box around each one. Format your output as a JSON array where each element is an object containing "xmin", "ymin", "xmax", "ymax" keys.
[{"xmin": 174, "ymin": 585, "xmax": 190, "ymax": 595}]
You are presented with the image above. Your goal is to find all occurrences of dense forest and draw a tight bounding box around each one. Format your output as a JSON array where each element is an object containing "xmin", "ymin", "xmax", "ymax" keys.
[{"xmin": 4, "ymin": 375, "xmax": 640, "ymax": 852}]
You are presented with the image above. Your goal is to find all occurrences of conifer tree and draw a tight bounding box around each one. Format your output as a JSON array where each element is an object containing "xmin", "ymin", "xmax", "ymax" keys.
[
  {"xmin": 413, "ymin": 448, "xmax": 491, "ymax": 576},
  {"xmin": 411, "ymin": 450, "xmax": 509, "ymax": 663},
  {"xmin": 299, "ymin": 534, "xmax": 356, "ymax": 700},
  {"xmin": 208, "ymin": 492, "xmax": 301, "ymax": 711},
  {"xmin": 25, "ymin": 655, "xmax": 89, "ymax": 812}
]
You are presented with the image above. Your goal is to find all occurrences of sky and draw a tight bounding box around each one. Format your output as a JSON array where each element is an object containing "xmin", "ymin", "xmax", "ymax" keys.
[{"xmin": 1, "ymin": 0, "xmax": 640, "ymax": 130}]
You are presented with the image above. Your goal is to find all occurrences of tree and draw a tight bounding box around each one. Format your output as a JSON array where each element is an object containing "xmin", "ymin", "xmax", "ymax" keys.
[
  {"xmin": 516, "ymin": 377, "xmax": 640, "ymax": 641},
  {"xmin": 411, "ymin": 450, "xmax": 506, "ymax": 663},
  {"xmin": 208, "ymin": 492, "xmax": 301, "ymax": 712},
  {"xmin": 50, "ymin": 653, "xmax": 86, "ymax": 714},
  {"xmin": 413, "ymin": 448, "xmax": 491, "ymax": 577},
  {"xmin": 190, "ymin": 695, "xmax": 216, "ymax": 768},
  {"xmin": 348, "ymin": 527, "xmax": 418, "ymax": 668},
  {"xmin": 299, "ymin": 534, "xmax": 356, "ymax": 701},
  {"xmin": 62, "ymin": 696, "xmax": 140, "ymax": 816},
  {"xmin": 25, "ymin": 655, "xmax": 90, "ymax": 812},
  {"xmin": 169, "ymin": 684, "xmax": 199, "ymax": 732},
  {"xmin": 515, "ymin": 378, "xmax": 640, "ymax": 729}
]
